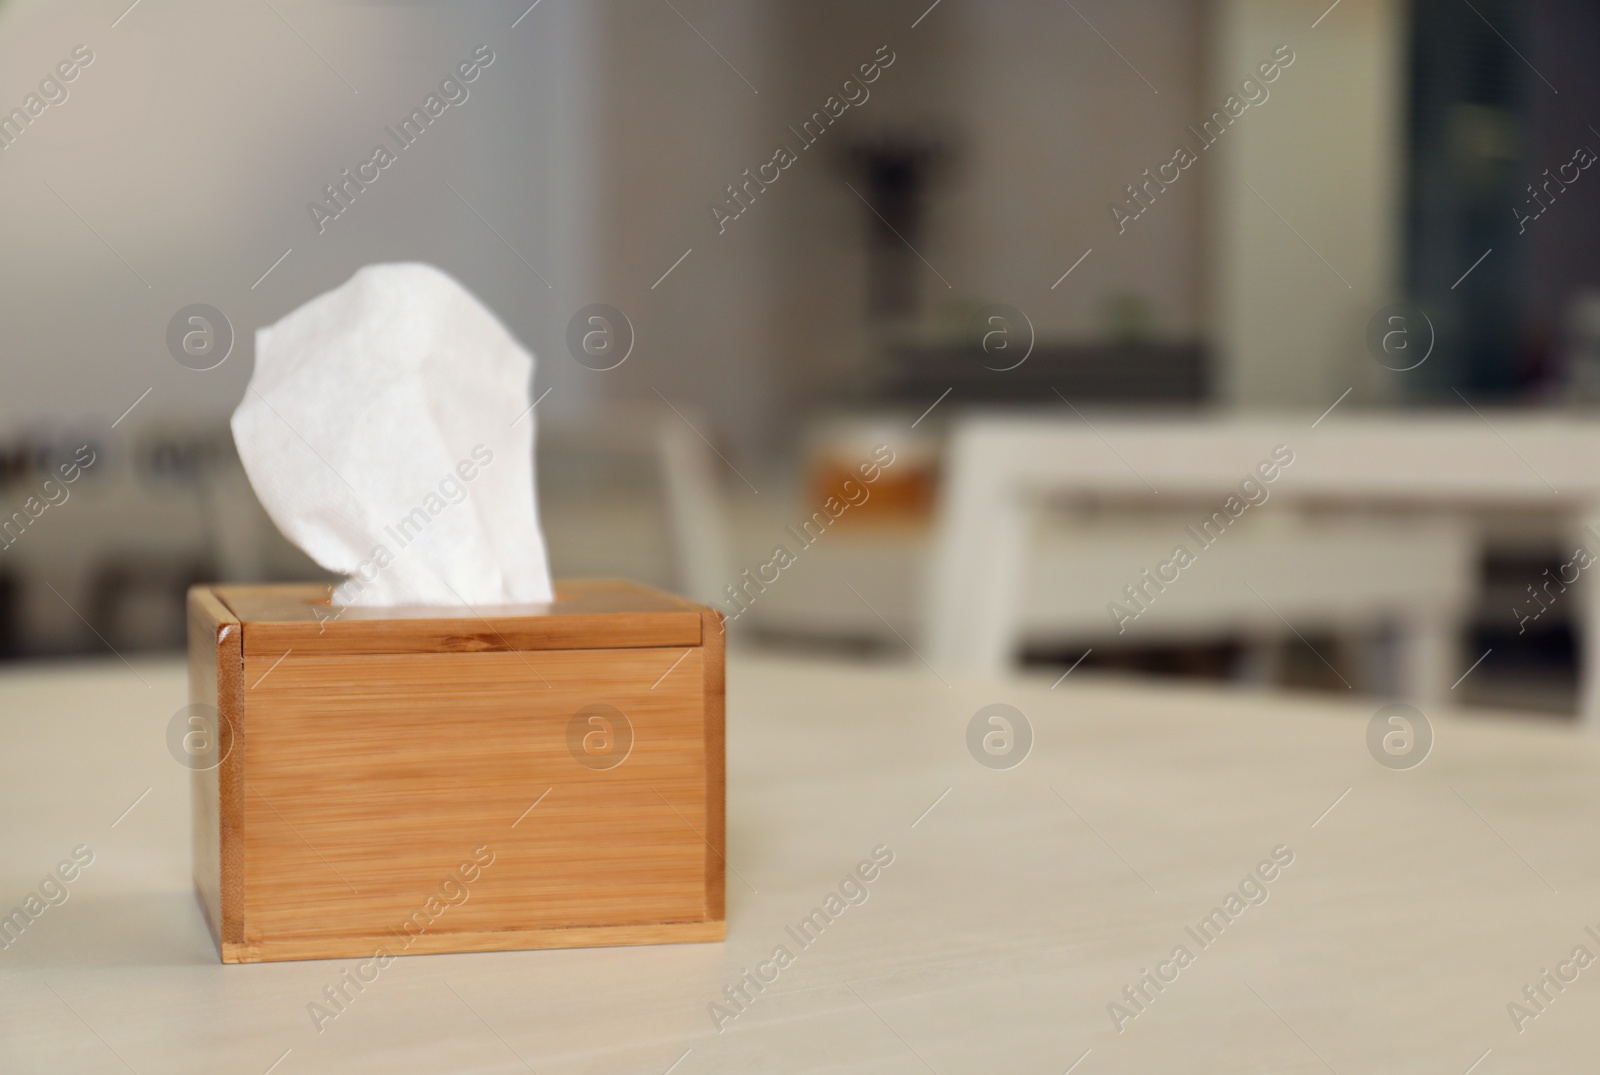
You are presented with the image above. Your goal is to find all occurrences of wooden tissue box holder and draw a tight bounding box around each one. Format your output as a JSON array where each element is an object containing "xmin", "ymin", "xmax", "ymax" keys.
[{"xmin": 186, "ymin": 580, "xmax": 725, "ymax": 964}]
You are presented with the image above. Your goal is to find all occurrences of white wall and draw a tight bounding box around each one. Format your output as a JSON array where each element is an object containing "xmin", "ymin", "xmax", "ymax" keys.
[
  {"xmin": 1, "ymin": 0, "xmax": 1408, "ymax": 458},
  {"xmin": 944, "ymin": 0, "xmax": 1208, "ymax": 341},
  {"xmin": 0, "ymin": 0, "xmax": 598, "ymax": 432},
  {"xmin": 582, "ymin": 0, "xmax": 1211, "ymax": 454},
  {"xmin": 1208, "ymin": 0, "xmax": 1407, "ymax": 408},
  {"xmin": 769, "ymin": 0, "xmax": 1208, "ymax": 402},
  {"xmin": 585, "ymin": 0, "xmax": 779, "ymax": 460}
]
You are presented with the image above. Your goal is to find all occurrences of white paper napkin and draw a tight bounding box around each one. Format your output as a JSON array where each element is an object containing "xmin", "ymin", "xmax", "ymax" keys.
[{"xmin": 231, "ymin": 262, "xmax": 554, "ymax": 607}]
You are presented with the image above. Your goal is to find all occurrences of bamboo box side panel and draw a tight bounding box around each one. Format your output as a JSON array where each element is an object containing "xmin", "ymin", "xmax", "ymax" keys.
[
  {"xmin": 236, "ymin": 646, "xmax": 711, "ymax": 949},
  {"xmin": 186, "ymin": 587, "xmax": 245, "ymax": 952}
]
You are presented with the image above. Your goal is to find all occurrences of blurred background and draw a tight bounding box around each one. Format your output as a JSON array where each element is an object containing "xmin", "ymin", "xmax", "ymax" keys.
[{"xmin": 3, "ymin": 0, "xmax": 1600, "ymax": 714}]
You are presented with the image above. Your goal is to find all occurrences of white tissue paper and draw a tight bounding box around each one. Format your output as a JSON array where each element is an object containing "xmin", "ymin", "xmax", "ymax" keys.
[{"xmin": 231, "ymin": 262, "xmax": 555, "ymax": 607}]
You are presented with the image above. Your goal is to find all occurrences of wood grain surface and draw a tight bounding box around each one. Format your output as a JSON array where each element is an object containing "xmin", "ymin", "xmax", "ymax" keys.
[
  {"xmin": 214, "ymin": 579, "xmax": 705, "ymax": 657},
  {"xmin": 185, "ymin": 586, "xmax": 245, "ymax": 950},
  {"xmin": 223, "ymin": 921, "xmax": 726, "ymax": 963},
  {"xmin": 701, "ymin": 609, "xmax": 727, "ymax": 923},
  {"xmin": 238, "ymin": 648, "xmax": 709, "ymax": 951},
  {"xmin": 189, "ymin": 581, "xmax": 724, "ymax": 963}
]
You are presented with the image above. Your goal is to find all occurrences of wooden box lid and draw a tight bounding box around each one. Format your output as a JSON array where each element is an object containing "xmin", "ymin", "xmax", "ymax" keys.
[{"xmin": 208, "ymin": 579, "xmax": 710, "ymax": 658}]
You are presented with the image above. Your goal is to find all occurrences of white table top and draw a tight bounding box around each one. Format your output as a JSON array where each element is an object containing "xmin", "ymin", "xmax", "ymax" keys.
[
  {"xmin": 3, "ymin": 653, "xmax": 1599, "ymax": 1072},
  {"xmin": 951, "ymin": 411, "xmax": 1600, "ymax": 506}
]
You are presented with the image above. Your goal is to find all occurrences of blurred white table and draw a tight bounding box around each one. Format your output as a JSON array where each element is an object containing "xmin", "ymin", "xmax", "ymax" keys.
[
  {"xmin": 4, "ymin": 653, "xmax": 1600, "ymax": 1072},
  {"xmin": 928, "ymin": 413, "xmax": 1600, "ymax": 720}
]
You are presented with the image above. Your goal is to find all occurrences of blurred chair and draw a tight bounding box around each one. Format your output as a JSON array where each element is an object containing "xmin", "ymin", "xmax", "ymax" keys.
[
  {"xmin": 537, "ymin": 401, "xmax": 732, "ymax": 607},
  {"xmin": 87, "ymin": 553, "xmax": 212, "ymax": 651},
  {"xmin": 924, "ymin": 417, "xmax": 1476, "ymax": 703},
  {"xmin": 657, "ymin": 416, "xmax": 735, "ymax": 609},
  {"xmin": 0, "ymin": 570, "xmax": 19, "ymax": 659},
  {"xmin": 79, "ymin": 425, "xmax": 232, "ymax": 650}
]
